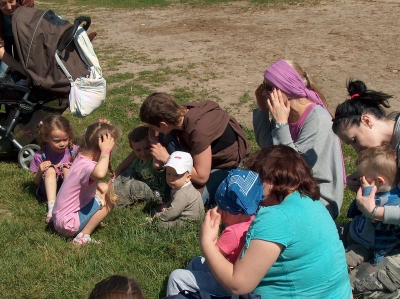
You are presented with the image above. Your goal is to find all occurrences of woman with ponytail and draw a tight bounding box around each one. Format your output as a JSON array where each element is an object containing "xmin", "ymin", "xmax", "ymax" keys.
[{"xmin": 332, "ymin": 79, "xmax": 399, "ymax": 226}]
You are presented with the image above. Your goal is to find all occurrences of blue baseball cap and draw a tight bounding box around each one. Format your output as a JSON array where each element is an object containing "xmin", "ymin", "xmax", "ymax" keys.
[{"xmin": 215, "ymin": 169, "xmax": 264, "ymax": 216}]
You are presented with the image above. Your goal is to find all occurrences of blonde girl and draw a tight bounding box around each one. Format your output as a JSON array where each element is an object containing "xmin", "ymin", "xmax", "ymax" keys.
[
  {"xmin": 29, "ymin": 114, "xmax": 78, "ymax": 224},
  {"xmin": 52, "ymin": 121, "xmax": 120, "ymax": 245}
]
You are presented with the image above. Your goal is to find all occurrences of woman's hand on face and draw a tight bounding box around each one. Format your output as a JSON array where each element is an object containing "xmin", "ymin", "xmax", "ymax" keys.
[
  {"xmin": 346, "ymin": 172, "xmax": 361, "ymax": 192},
  {"xmin": 148, "ymin": 128, "xmax": 159, "ymax": 145},
  {"xmin": 255, "ymin": 84, "xmax": 270, "ymax": 111},
  {"xmin": 200, "ymin": 207, "xmax": 221, "ymax": 247},
  {"xmin": 267, "ymin": 89, "xmax": 290, "ymax": 123},
  {"xmin": 356, "ymin": 185, "xmax": 377, "ymax": 217},
  {"xmin": 150, "ymin": 142, "xmax": 169, "ymax": 164},
  {"xmin": 99, "ymin": 132, "xmax": 115, "ymax": 151},
  {"xmin": 0, "ymin": 47, "xmax": 4, "ymax": 60}
]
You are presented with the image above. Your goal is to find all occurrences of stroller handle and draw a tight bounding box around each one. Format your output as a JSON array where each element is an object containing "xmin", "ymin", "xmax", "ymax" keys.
[{"xmin": 57, "ymin": 16, "xmax": 91, "ymax": 53}]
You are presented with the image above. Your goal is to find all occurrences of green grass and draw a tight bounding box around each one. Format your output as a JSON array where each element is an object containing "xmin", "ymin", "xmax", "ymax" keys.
[{"xmin": 0, "ymin": 0, "xmax": 356, "ymax": 298}]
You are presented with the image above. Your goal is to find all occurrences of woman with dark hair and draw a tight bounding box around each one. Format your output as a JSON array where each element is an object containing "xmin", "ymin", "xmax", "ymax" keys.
[
  {"xmin": 253, "ymin": 59, "xmax": 345, "ymax": 219},
  {"xmin": 332, "ymin": 79, "xmax": 400, "ymax": 226},
  {"xmin": 200, "ymin": 145, "xmax": 352, "ymax": 298},
  {"xmin": 134, "ymin": 92, "xmax": 250, "ymax": 206}
]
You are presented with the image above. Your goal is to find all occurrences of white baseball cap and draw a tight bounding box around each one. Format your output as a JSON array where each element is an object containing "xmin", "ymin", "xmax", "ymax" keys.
[{"xmin": 165, "ymin": 151, "xmax": 193, "ymax": 174}]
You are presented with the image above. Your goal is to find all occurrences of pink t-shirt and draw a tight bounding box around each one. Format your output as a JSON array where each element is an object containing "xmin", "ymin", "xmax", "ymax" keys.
[
  {"xmin": 217, "ymin": 215, "xmax": 255, "ymax": 264},
  {"xmin": 52, "ymin": 154, "xmax": 97, "ymax": 236}
]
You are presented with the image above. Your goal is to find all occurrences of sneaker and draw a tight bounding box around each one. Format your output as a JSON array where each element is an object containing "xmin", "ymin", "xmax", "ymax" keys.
[{"xmin": 72, "ymin": 233, "xmax": 100, "ymax": 246}]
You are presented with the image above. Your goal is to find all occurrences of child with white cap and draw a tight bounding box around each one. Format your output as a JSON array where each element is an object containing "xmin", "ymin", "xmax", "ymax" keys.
[
  {"xmin": 165, "ymin": 169, "xmax": 264, "ymax": 296},
  {"xmin": 151, "ymin": 151, "xmax": 204, "ymax": 228}
]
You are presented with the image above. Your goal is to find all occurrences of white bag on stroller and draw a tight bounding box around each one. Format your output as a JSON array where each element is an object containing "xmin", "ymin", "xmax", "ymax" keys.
[{"xmin": 55, "ymin": 27, "xmax": 106, "ymax": 117}]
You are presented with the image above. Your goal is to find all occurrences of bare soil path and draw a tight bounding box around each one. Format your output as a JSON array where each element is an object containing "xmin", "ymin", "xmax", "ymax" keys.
[{"xmin": 76, "ymin": 0, "xmax": 400, "ymax": 127}]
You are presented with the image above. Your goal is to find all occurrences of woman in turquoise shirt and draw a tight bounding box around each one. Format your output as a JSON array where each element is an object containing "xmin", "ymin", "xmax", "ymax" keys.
[{"xmin": 200, "ymin": 145, "xmax": 353, "ymax": 298}]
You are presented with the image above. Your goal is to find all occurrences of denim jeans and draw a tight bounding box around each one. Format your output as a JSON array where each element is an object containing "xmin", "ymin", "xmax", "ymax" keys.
[{"xmin": 166, "ymin": 256, "xmax": 231, "ymax": 296}]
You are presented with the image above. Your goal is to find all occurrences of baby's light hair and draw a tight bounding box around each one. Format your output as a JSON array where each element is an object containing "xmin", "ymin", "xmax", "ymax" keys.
[
  {"xmin": 36, "ymin": 114, "xmax": 75, "ymax": 161},
  {"xmin": 79, "ymin": 122, "xmax": 122, "ymax": 203},
  {"xmin": 356, "ymin": 144, "xmax": 399, "ymax": 184}
]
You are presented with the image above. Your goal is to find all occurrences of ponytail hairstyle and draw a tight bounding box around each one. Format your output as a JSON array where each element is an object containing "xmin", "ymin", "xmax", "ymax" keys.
[
  {"xmin": 285, "ymin": 60, "xmax": 329, "ymax": 109},
  {"xmin": 36, "ymin": 114, "xmax": 75, "ymax": 161},
  {"xmin": 332, "ymin": 79, "xmax": 392, "ymax": 134},
  {"xmin": 79, "ymin": 122, "xmax": 121, "ymax": 204}
]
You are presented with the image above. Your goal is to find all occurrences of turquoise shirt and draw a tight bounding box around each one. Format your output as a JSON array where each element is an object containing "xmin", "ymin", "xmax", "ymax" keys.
[{"xmin": 243, "ymin": 191, "xmax": 351, "ymax": 298}]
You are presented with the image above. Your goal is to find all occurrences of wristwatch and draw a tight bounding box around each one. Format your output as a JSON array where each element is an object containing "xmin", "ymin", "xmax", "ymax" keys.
[{"xmin": 275, "ymin": 122, "xmax": 288, "ymax": 129}]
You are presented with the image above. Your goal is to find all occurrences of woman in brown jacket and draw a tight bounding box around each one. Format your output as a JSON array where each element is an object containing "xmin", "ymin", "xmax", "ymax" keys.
[{"xmin": 117, "ymin": 92, "xmax": 250, "ymax": 206}]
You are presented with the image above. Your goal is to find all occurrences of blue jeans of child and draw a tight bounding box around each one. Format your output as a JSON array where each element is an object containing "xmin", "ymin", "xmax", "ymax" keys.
[
  {"xmin": 77, "ymin": 196, "xmax": 102, "ymax": 233},
  {"xmin": 166, "ymin": 256, "xmax": 231, "ymax": 296}
]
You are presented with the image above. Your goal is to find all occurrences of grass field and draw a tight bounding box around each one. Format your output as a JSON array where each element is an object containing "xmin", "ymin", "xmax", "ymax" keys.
[{"xmin": 0, "ymin": 0, "xmax": 357, "ymax": 298}]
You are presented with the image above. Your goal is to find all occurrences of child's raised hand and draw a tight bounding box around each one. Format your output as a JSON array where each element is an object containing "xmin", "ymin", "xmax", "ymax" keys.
[
  {"xmin": 200, "ymin": 207, "xmax": 221, "ymax": 246},
  {"xmin": 98, "ymin": 132, "xmax": 115, "ymax": 151},
  {"xmin": 39, "ymin": 161, "xmax": 52, "ymax": 173}
]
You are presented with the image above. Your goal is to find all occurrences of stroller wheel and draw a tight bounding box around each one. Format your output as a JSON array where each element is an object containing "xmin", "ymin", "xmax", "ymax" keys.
[{"xmin": 18, "ymin": 144, "xmax": 40, "ymax": 170}]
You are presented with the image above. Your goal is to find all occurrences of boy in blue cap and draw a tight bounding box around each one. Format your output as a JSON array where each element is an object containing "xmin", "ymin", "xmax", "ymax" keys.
[{"xmin": 166, "ymin": 169, "xmax": 264, "ymax": 296}]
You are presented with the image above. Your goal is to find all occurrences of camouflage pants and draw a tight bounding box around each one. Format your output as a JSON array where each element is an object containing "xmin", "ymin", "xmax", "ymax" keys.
[
  {"xmin": 113, "ymin": 168, "xmax": 161, "ymax": 208},
  {"xmin": 350, "ymin": 248, "xmax": 400, "ymax": 298}
]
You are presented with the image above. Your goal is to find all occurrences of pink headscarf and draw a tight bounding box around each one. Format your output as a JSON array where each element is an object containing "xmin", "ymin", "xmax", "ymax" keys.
[{"xmin": 264, "ymin": 59, "xmax": 327, "ymax": 110}]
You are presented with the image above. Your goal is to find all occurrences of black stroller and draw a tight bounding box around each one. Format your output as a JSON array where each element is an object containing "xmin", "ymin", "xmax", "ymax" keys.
[{"xmin": 0, "ymin": 7, "xmax": 97, "ymax": 169}]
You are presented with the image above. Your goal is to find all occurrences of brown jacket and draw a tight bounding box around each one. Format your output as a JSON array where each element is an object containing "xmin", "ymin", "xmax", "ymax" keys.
[
  {"xmin": 181, "ymin": 100, "xmax": 250, "ymax": 169},
  {"xmin": 0, "ymin": 0, "xmax": 34, "ymax": 46}
]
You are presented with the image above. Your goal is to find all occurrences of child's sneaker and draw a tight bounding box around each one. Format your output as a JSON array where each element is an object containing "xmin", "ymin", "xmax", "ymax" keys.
[{"xmin": 72, "ymin": 233, "xmax": 100, "ymax": 246}]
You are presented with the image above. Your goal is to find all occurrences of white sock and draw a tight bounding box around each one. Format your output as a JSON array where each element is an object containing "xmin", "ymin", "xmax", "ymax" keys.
[{"xmin": 47, "ymin": 201, "xmax": 55, "ymax": 217}]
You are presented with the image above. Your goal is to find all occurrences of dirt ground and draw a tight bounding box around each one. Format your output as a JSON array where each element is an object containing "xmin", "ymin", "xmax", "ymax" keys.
[{"xmin": 85, "ymin": 0, "xmax": 399, "ymax": 128}]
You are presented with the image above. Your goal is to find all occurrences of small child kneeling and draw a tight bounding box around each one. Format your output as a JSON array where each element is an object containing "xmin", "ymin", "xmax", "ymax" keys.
[
  {"xmin": 166, "ymin": 169, "xmax": 264, "ymax": 296},
  {"xmin": 151, "ymin": 151, "xmax": 204, "ymax": 228}
]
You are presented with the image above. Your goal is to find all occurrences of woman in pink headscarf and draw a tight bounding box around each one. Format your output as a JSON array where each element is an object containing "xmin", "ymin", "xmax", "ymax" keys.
[{"xmin": 253, "ymin": 59, "xmax": 345, "ymax": 219}]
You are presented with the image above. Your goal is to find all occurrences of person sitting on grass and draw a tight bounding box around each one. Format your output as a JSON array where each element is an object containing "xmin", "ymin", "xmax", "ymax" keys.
[
  {"xmin": 52, "ymin": 121, "xmax": 120, "ymax": 245},
  {"xmin": 114, "ymin": 124, "xmax": 167, "ymax": 208},
  {"xmin": 200, "ymin": 145, "xmax": 352, "ymax": 298},
  {"xmin": 338, "ymin": 144, "xmax": 400, "ymax": 267},
  {"xmin": 29, "ymin": 114, "xmax": 78, "ymax": 224},
  {"xmin": 150, "ymin": 151, "xmax": 204, "ymax": 228},
  {"xmin": 166, "ymin": 169, "xmax": 264, "ymax": 296},
  {"xmin": 139, "ymin": 92, "xmax": 250, "ymax": 207}
]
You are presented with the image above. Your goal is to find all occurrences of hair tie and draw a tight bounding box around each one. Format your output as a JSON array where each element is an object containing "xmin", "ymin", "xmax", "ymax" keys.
[
  {"xmin": 351, "ymin": 93, "xmax": 360, "ymax": 100},
  {"xmin": 110, "ymin": 177, "xmax": 115, "ymax": 183},
  {"xmin": 39, "ymin": 121, "xmax": 43, "ymax": 126}
]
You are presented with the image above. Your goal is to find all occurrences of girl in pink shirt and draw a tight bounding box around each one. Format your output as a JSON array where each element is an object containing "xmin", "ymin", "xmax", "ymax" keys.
[{"xmin": 52, "ymin": 121, "xmax": 120, "ymax": 245}]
